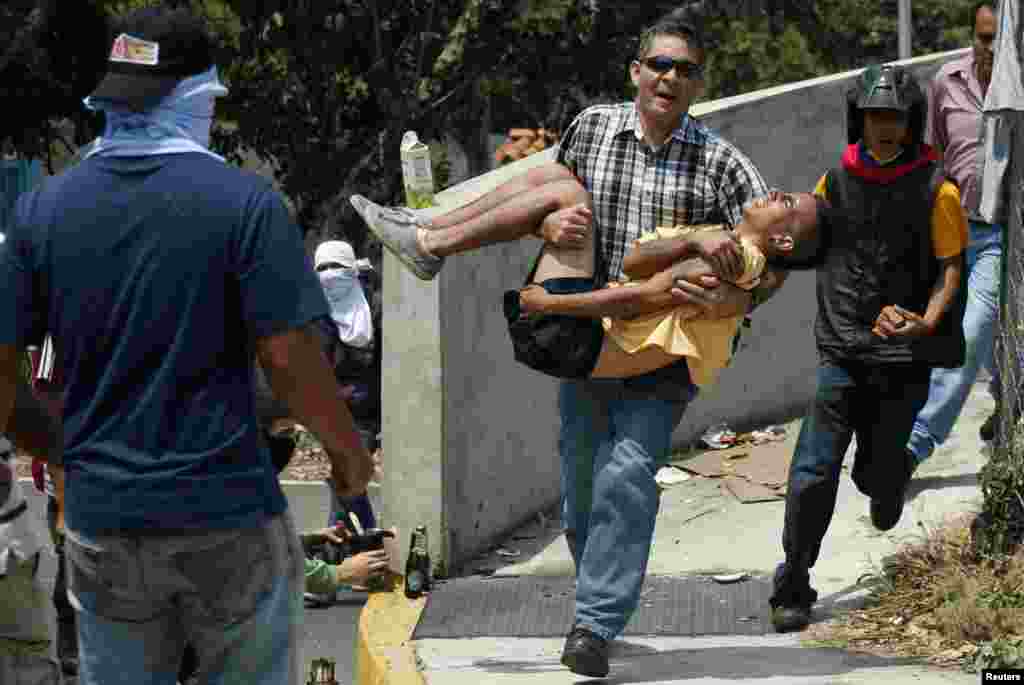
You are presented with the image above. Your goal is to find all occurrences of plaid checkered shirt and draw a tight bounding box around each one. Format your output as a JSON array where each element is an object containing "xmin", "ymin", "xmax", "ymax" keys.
[{"xmin": 555, "ymin": 103, "xmax": 769, "ymax": 281}]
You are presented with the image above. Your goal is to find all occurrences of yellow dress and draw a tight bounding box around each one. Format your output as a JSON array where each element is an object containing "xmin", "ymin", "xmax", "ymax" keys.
[{"xmin": 602, "ymin": 225, "xmax": 765, "ymax": 388}]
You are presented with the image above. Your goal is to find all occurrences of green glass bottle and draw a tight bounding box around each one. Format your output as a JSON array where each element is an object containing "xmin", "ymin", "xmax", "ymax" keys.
[
  {"xmin": 307, "ymin": 657, "xmax": 337, "ymax": 685},
  {"xmin": 404, "ymin": 525, "xmax": 431, "ymax": 599}
]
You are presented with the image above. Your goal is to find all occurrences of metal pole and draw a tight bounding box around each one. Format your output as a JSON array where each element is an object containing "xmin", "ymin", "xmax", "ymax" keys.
[{"xmin": 898, "ymin": 0, "xmax": 912, "ymax": 60}]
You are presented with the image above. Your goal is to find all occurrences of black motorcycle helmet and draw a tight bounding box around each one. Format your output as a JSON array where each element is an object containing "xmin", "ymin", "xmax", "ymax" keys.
[{"xmin": 846, "ymin": 64, "xmax": 926, "ymax": 147}]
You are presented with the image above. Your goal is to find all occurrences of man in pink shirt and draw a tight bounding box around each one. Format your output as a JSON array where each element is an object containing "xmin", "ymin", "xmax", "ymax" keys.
[{"xmin": 907, "ymin": 1, "xmax": 1001, "ymax": 466}]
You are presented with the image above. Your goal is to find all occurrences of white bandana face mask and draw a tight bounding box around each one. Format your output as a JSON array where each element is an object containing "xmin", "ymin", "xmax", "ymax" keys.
[{"xmin": 319, "ymin": 268, "xmax": 374, "ymax": 349}]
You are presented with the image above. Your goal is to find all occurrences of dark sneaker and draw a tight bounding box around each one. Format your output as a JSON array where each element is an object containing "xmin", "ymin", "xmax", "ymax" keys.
[
  {"xmin": 561, "ymin": 626, "xmax": 609, "ymax": 678},
  {"xmin": 349, "ymin": 195, "xmax": 442, "ymax": 281},
  {"xmin": 980, "ymin": 410, "xmax": 999, "ymax": 442},
  {"xmin": 870, "ymin": 453, "xmax": 909, "ymax": 531},
  {"xmin": 870, "ymin": 449, "xmax": 913, "ymax": 531},
  {"xmin": 870, "ymin": 494, "xmax": 905, "ymax": 531},
  {"xmin": 771, "ymin": 604, "xmax": 812, "ymax": 632}
]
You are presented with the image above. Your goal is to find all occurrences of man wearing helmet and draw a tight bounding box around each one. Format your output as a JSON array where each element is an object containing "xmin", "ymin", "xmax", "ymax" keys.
[{"xmin": 768, "ymin": 63, "xmax": 968, "ymax": 633}]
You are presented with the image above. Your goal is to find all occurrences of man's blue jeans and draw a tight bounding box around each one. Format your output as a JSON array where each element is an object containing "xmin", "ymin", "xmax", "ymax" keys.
[
  {"xmin": 559, "ymin": 371, "xmax": 694, "ymax": 641},
  {"xmin": 66, "ymin": 511, "xmax": 305, "ymax": 685},
  {"xmin": 907, "ymin": 221, "xmax": 1003, "ymax": 463}
]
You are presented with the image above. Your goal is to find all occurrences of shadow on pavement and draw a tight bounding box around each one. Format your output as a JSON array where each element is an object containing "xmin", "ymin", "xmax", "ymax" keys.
[
  {"xmin": 906, "ymin": 473, "xmax": 980, "ymax": 503},
  {"xmin": 471, "ymin": 642, "xmax": 920, "ymax": 683}
]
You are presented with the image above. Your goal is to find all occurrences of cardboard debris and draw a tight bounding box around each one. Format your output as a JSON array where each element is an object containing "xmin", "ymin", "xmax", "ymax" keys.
[
  {"xmin": 672, "ymin": 445, "xmax": 750, "ymax": 477},
  {"xmin": 674, "ymin": 435, "xmax": 793, "ymax": 503},
  {"xmin": 723, "ymin": 476, "xmax": 784, "ymax": 503},
  {"xmin": 728, "ymin": 440, "xmax": 793, "ymax": 488}
]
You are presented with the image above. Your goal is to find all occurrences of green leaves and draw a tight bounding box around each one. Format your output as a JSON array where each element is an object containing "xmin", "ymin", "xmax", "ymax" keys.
[{"xmin": 972, "ymin": 637, "xmax": 1024, "ymax": 672}]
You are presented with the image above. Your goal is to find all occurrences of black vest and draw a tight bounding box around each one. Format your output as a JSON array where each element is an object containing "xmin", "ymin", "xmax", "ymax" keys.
[{"xmin": 816, "ymin": 162, "xmax": 965, "ymax": 367}]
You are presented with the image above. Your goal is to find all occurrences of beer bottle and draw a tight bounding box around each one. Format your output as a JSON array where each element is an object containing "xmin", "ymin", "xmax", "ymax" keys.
[
  {"xmin": 307, "ymin": 657, "xmax": 337, "ymax": 685},
  {"xmin": 404, "ymin": 525, "xmax": 431, "ymax": 599}
]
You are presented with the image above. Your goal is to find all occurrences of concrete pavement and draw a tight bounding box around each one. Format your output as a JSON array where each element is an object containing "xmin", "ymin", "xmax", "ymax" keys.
[{"xmin": 360, "ymin": 378, "xmax": 994, "ymax": 684}]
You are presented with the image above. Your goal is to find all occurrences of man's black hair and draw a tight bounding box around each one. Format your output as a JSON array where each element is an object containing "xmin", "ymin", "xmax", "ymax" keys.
[
  {"xmin": 972, "ymin": 0, "xmax": 997, "ymax": 23},
  {"xmin": 637, "ymin": 8, "xmax": 706, "ymax": 62},
  {"xmin": 765, "ymin": 196, "xmax": 832, "ymax": 271}
]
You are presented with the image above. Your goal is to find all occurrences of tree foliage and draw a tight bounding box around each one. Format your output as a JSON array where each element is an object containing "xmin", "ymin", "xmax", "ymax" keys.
[
  {"xmin": 0, "ymin": 0, "xmax": 985, "ymax": 245},
  {"xmin": 0, "ymin": 0, "xmax": 109, "ymax": 166}
]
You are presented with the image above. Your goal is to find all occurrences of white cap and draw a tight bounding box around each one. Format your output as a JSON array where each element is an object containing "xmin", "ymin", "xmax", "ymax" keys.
[{"xmin": 314, "ymin": 240, "xmax": 357, "ymax": 270}]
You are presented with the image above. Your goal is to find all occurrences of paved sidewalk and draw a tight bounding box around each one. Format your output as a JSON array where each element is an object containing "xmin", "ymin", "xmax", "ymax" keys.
[{"xmin": 362, "ymin": 379, "xmax": 993, "ymax": 684}]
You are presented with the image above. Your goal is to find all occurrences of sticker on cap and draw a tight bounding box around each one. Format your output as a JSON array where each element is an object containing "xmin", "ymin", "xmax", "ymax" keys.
[{"xmin": 109, "ymin": 33, "xmax": 160, "ymax": 66}]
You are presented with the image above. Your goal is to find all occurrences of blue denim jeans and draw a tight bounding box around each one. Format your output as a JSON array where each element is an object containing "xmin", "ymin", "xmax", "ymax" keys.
[
  {"xmin": 772, "ymin": 361, "xmax": 931, "ymax": 608},
  {"xmin": 559, "ymin": 369, "xmax": 695, "ymax": 641},
  {"xmin": 65, "ymin": 511, "xmax": 305, "ymax": 685},
  {"xmin": 907, "ymin": 221, "xmax": 1003, "ymax": 463}
]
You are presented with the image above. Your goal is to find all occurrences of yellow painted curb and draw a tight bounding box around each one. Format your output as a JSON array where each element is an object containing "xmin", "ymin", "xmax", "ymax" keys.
[{"xmin": 354, "ymin": 574, "xmax": 428, "ymax": 685}]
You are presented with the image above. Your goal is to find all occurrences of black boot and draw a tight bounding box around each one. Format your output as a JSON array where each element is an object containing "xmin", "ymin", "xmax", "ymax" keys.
[
  {"xmin": 980, "ymin": 410, "xmax": 1000, "ymax": 442},
  {"xmin": 869, "ymin": 450, "xmax": 914, "ymax": 531},
  {"xmin": 770, "ymin": 563, "xmax": 817, "ymax": 633}
]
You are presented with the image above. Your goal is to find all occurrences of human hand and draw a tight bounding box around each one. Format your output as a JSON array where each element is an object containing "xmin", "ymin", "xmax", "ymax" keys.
[
  {"xmin": 539, "ymin": 203, "xmax": 592, "ymax": 249},
  {"xmin": 670, "ymin": 277, "xmax": 751, "ymax": 319},
  {"xmin": 872, "ymin": 305, "xmax": 932, "ymax": 339},
  {"xmin": 306, "ymin": 525, "xmax": 351, "ymax": 546},
  {"xmin": 518, "ymin": 284, "xmax": 550, "ymax": 314},
  {"xmin": 338, "ymin": 549, "xmax": 391, "ymax": 587},
  {"xmin": 691, "ymin": 231, "xmax": 744, "ymax": 282}
]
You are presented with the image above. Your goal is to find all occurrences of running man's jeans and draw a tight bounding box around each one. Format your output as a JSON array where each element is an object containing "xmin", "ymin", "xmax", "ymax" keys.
[
  {"xmin": 559, "ymin": 372, "xmax": 694, "ymax": 641},
  {"xmin": 772, "ymin": 361, "xmax": 931, "ymax": 608}
]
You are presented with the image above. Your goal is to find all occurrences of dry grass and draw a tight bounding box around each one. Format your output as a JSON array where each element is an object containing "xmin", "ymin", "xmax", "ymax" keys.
[{"xmin": 807, "ymin": 513, "xmax": 1024, "ymax": 668}]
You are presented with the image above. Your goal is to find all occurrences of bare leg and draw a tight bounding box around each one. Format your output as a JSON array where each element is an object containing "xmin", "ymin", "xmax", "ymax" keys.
[
  {"xmin": 429, "ymin": 163, "xmax": 577, "ymax": 230},
  {"xmin": 423, "ymin": 177, "xmax": 590, "ymax": 260},
  {"xmin": 349, "ymin": 166, "xmax": 586, "ymax": 282}
]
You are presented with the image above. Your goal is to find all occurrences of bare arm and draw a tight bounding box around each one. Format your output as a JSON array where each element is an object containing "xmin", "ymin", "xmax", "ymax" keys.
[
  {"xmin": 8, "ymin": 371, "xmax": 61, "ymax": 462},
  {"xmin": 873, "ymin": 255, "xmax": 963, "ymax": 338},
  {"xmin": 0, "ymin": 345, "xmax": 16, "ymax": 443},
  {"xmin": 256, "ymin": 324, "xmax": 373, "ymax": 496},
  {"xmin": 922, "ymin": 256, "xmax": 962, "ymax": 331},
  {"xmin": 623, "ymin": 229, "xmax": 743, "ymax": 282},
  {"xmin": 622, "ymin": 235, "xmax": 705, "ymax": 280},
  {"xmin": 522, "ymin": 258, "xmax": 718, "ymax": 320},
  {"xmin": 0, "ymin": 347, "xmax": 56, "ymax": 461},
  {"xmin": 669, "ymin": 259, "xmax": 790, "ymax": 321}
]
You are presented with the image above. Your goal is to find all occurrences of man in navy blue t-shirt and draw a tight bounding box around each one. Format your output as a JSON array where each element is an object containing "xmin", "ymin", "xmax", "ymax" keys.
[{"xmin": 0, "ymin": 7, "xmax": 373, "ymax": 685}]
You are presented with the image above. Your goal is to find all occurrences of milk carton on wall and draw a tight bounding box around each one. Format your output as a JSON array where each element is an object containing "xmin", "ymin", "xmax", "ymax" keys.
[{"xmin": 400, "ymin": 131, "xmax": 436, "ymax": 209}]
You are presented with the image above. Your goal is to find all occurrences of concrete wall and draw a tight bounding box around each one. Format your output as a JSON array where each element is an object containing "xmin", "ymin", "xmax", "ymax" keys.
[{"xmin": 381, "ymin": 49, "xmax": 968, "ymax": 574}]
